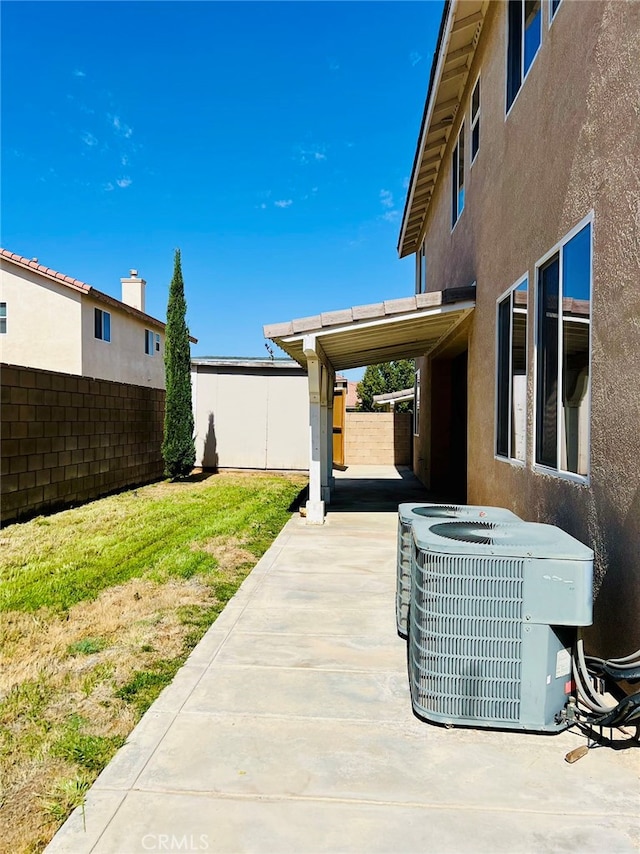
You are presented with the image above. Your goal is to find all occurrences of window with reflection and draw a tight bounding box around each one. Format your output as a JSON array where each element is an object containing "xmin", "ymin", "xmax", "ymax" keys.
[
  {"xmin": 496, "ymin": 278, "xmax": 528, "ymax": 461},
  {"xmin": 416, "ymin": 242, "xmax": 427, "ymax": 294},
  {"xmin": 471, "ymin": 77, "xmax": 480, "ymax": 162},
  {"xmin": 507, "ymin": 0, "xmax": 542, "ymax": 111},
  {"xmin": 535, "ymin": 221, "xmax": 591, "ymax": 477},
  {"xmin": 451, "ymin": 123, "xmax": 465, "ymax": 228}
]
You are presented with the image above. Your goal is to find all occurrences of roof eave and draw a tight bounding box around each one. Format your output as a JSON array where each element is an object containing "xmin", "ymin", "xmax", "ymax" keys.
[{"xmin": 398, "ymin": 1, "xmax": 488, "ymax": 259}]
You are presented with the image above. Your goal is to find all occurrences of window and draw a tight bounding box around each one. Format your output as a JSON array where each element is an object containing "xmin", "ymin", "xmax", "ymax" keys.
[
  {"xmin": 155, "ymin": 333, "xmax": 161, "ymax": 352},
  {"xmin": 145, "ymin": 329, "xmax": 154, "ymax": 355},
  {"xmin": 413, "ymin": 368, "xmax": 421, "ymax": 436},
  {"xmin": 535, "ymin": 219, "xmax": 592, "ymax": 478},
  {"xmin": 507, "ymin": 0, "xmax": 542, "ymax": 112},
  {"xmin": 94, "ymin": 308, "xmax": 111, "ymax": 342},
  {"xmin": 496, "ymin": 278, "xmax": 528, "ymax": 462},
  {"xmin": 550, "ymin": 0, "xmax": 562, "ymax": 21},
  {"xmin": 416, "ymin": 241, "xmax": 427, "ymax": 294},
  {"xmin": 451, "ymin": 123, "xmax": 465, "ymax": 228},
  {"xmin": 0, "ymin": 302, "xmax": 6, "ymax": 334},
  {"xmin": 471, "ymin": 77, "xmax": 480, "ymax": 163}
]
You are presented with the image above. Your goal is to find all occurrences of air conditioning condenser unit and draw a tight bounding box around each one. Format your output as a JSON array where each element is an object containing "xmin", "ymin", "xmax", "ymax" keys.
[{"xmin": 408, "ymin": 520, "xmax": 593, "ymax": 732}]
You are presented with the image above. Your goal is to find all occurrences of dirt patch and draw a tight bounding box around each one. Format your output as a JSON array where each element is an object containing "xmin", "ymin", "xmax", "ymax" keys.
[{"xmin": 195, "ymin": 535, "xmax": 256, "ymax": 572}]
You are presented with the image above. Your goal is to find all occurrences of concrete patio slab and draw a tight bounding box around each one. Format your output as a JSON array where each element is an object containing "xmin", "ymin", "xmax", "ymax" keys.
[
  {"xmin": 48, "ymin": 788, "xmax": 640, "ymax": 854},
  {"xmin": 180, "ymin": 666, "xmax": 409, "ymax": 721},
  {"xmin": 230, "ymin": 605, "xmax": 396, "ymax": 636},
  {"xmin": 214, "ymin": 631, "xmax": 402, "ymax": 670},
  {"xmin": 47, "ymin": 466, "xmax": 640, "ymax": 854}
]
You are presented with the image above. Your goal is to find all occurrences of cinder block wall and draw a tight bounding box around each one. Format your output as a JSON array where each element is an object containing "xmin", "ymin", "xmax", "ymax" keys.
[
  {"xmin": 344, "ymin": 412, "xmax": 412, "ymax": 466},
  {"xmin": 1, "ymin": 363, "xmax": 164, "ymax": 524}
]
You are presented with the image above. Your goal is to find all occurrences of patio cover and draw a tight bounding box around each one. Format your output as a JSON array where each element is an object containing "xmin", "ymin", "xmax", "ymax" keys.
[{"xmin": 264, "ymin": 285, "xmax": 475, "ymax": 522}]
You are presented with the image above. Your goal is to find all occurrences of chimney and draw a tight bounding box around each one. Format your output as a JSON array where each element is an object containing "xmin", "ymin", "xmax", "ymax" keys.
[{"xmin": 120, "ymin": 269, "xmax": 146, "ymax": 312}]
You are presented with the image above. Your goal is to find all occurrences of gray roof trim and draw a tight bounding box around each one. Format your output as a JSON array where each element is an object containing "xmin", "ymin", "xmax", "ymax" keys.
[{"xmin": 191, "ymin": 357, "xmax": 302, "ymax": 370}]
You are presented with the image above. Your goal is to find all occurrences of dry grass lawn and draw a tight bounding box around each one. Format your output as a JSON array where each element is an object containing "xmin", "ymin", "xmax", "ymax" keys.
[{"xmin": 0, "ymin": 471, "xmax": 306, "ymax": 853}]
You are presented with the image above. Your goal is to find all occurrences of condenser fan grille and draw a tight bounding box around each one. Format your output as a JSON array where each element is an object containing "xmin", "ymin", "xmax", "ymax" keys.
[
  {"xmin": 430, "ymin": 520, "xmax": 526, "ymax": 546},
  {"xmin": 412, "ymin": 505, "xmax": 461, "ymax": 518}
]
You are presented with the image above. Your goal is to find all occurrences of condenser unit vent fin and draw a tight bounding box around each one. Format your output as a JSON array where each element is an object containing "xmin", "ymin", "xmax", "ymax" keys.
[{"xmin": 410, "ymin": 552, "xmax": 525, "ymax": 722}]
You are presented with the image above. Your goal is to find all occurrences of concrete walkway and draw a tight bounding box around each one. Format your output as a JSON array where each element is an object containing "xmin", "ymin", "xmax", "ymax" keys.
[{"xmin": 48, "ymin": 467, "xmax": 639, "ymax": 854}]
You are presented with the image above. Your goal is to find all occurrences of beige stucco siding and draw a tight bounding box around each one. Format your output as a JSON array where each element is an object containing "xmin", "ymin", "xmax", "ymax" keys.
[
  {"xmin": 192, "ymin": 365, "xmax": 308, "ymax": 470},
  {"xmin": 0, "ymin": 262, "xmax": 83, "ymax": 374},
  {"xmin": 413, "ymin": 1, "xmax": 640, "ymax": 657},
  {"xmin": 81, "ymin": 298, "xmax": 165, "ymax": 388}
]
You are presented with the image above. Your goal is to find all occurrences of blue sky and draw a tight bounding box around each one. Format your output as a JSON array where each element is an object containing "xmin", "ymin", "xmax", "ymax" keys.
[{"xmin": 2, "ymin": 1, "xmax": 443, "ymax": 371}]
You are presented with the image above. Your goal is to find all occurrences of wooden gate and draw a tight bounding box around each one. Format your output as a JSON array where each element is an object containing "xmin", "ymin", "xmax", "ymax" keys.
[{"xmin": 332, "ymin": 388, "xmax": 346, "ymax": 467}]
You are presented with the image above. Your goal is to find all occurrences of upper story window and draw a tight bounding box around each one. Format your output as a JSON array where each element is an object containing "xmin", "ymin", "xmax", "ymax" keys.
[
  {"xmin": 416, "ymin": 242, "xmax": 427, "ymax": 294},
  {"xmin": 496, "ymin": 277, "xmax": 528, "ymax": 462},
  {"xmin": 94, "ymin": 308, "xmax": 111, "ymax": 342},
  {"xmin": 471, "ymin": 77, "xmax": 480, "ymax": 163},
  {"xmin": 144, "ymin": 329, "xmax": 155, "ymax": 355},
  {"xmin": 507, "ymin": 0, "xmax": 542, "ymax": 112},
  {"xmin": 155, "ymin": 333, "xmax": 161, "ymax": 352},
  {"xmin": 451, "ymin": 122, "xmax": 465, "ymax": 229},
  {"xmin": 550, "ymin": 0, "xmax": 562, "ymax": 21},
  {"xmin": 535, "ymin": 218, "xmax": 592, "ymax": 479},
  {"xmin": 0, "ymin": 302, "xmax": 6, "ymax": 334},
  {"xmin": 413, "ymin": 368, "xmax": 421, "ymax": 436}
]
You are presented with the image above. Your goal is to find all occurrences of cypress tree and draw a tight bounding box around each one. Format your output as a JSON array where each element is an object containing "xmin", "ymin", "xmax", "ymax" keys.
[{"xmin": 162, "ymin": 249, "xmax": 195, "ymax": 479}]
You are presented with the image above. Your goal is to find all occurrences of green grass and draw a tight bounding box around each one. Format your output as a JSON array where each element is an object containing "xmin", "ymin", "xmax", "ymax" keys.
[
  {"xmin": 0, "ymin": 473, "xmax": 306, "ymax": 614},
  {"xmin": 41, "ymin": 776, "xmax": 91, "ymax": 826},
  {"xmin": 51, "ymin": 716, "xmax": 126, "ymax": 771},
  {"xmin": 66, "ymin": 637, "xmax": 108, "ymax": 657},
  {"xmin": 114, "ymin": 658, "xmax": 184, "ymax": 716},
  {"xmin": 0, "ymin": 471, "xmax": 307, "ymax": 853}
]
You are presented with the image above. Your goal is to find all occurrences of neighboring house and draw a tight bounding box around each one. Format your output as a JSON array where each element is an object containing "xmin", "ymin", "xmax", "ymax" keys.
[
  {"xmin": 191, "ymin": 357, "xmax": 308, "ymax": 471},
  {"xmin": 266, "ymin": 1, "xmax": 640, "ymax": 660},
  {"xmin": 335, "ymin": 375, "xmax": 360, "ymax": 410},
  {"xmin": 0, "ymin": 250, "xmax": 174, "ymax": 388}
]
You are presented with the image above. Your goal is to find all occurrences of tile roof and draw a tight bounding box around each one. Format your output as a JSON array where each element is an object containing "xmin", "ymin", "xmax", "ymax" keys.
[
  {"xmin": 0, "ymin": 249, "xmax": 91, "ymax": 293},
  {"xmin": 0, "ymin": 248, "xmax": 197, "ymax": 342}
]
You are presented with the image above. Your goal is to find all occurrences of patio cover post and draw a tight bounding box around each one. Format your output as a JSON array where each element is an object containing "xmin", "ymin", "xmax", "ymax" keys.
[
  {"xmin": 326, "ymin": 368, "xmax": 335, "ymax": 490},
  {"xmin": 304, "ymin": 336, "xmax": 327, "ymax": 524},
  {"xmin": 320, "ymin": 366, "xmax": 335, "ymax": 503}
]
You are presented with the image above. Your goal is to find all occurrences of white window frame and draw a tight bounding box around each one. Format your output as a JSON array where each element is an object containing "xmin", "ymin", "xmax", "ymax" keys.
[
  {"xmin": 533, "ymin": 212, "xmax": 593, "ymax": 485},
  {"xmin": 94, "ymin": 308, "xmax": 111, "ymax": 343},
  {"xmin": 470, "ymin": 74, "xmax": 481, "ymax": 166},
  {"xmin": 155, "ymin": 332, "xmax": 161, "ymax": 352},
  {"xmin": 494, "ymin": 274, "xmax": 528, "ymax": 466},
  {"xmin": 413, "ymin": 368, "xmax": 421, "ymax": 436},
  {"xmin": 451, "ymin": 122, "xmax": 465, "ymax": 230},
  {"xmin": 505, "ymin": 0, "xmax": 543, "ymax": 118},
  {"xmin": 144, "ymin": 329, "xmax": 154, "ymax": 356},
  {"xmin": 0, "ymin": 302, "xmax": 6, "ymax": 334}
]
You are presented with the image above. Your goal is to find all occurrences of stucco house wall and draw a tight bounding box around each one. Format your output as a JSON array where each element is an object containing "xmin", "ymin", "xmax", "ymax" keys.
[
  {"xmin": 408, "ymin": 1, "xmax": 640, "ymax": 658},
  {"xmin": 0, "ymin": 261, "xmax": 83, "ymax": 375},
  {"xmin": 81, "ymin": 295, "xmax": 165, "ymax": 388},
  {"xmin": 192, "ymin": 359, "xmax": 309, "ymax": 471}
]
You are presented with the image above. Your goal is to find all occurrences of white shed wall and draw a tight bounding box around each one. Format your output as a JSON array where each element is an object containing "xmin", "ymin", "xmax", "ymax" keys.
[{"xmin": 192, "ymin": 365, "xmax": 308, "ymax": 470}]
